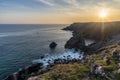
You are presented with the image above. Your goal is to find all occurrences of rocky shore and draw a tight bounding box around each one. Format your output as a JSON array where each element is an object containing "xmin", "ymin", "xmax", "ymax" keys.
[
  {"xmin": 28, "ymin": 43, "xmax": 120, "ymax": 80},
  {"xmin": 5, "ymin": 21, "xmax": 120, "ymax": 80},
  {"xmin": 5, "ymin": 63, "xmax": 43, "ymax": 80},
  {"xmin": 5, "ymin": 49, "xmax": 83, "ymax": 80}
]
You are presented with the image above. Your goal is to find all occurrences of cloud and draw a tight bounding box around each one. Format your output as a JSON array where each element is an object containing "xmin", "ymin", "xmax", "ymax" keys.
[
  {"xmin": 36, "ymin": 0, "xmax": 54, "ymax": 6},
  {"xmin": 63, "ymin": 0, "xmax": 79, "ymax": 7},
  {"xmin": 114, "ymin": 0, "xmax": 120, "ymax": 2},
  {"xmin": 36, "ymin": 0, "xmax": 80, "ymax": 8},
  {"xmin": 0, "ymin": 0, "xmax": 120, "ymax": 24}
]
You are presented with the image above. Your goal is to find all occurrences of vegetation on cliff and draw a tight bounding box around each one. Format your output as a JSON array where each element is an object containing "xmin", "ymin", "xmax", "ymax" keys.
[{"xmin": 28, "ymin": 43, "xmax": 120, "ymax": 80}]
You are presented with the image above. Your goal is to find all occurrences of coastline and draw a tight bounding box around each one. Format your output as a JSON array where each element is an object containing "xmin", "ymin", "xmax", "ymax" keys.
[
  {"xmin": 0, "ymin": 24, "xmax": 71, "ymax": 80},
  {"xmin": 63, "ymin": 21, "xmax": 120, "ymax": 52},
  {"xmin": 28, "ymin": 43, "xmax": 120, "ymax": 80},
  {"xmin": 4, "ymin": 25, "xmax": 81, "ymax": 80},
  {"xmin": 5, "ymin": 49, "xmax": 84, "ymax": 80},
  {"xmin": 5, "ymin": 22, "xmax": 120, "ymax": 80}
]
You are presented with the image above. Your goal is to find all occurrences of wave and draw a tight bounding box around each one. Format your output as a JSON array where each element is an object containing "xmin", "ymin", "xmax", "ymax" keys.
[{"xmin": 32, "ymin": 49, "xmax": 84, "ymax": 68}]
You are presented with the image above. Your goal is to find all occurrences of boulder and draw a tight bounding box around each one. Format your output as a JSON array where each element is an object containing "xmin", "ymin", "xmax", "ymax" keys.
[
  {"xmin": 49, "ymin": 42, "xmax": 57, "ymax": 49},
  {"xmin": 118, "ymin": 41, "xmax": 120, "ymax": 45},
  {"xmin": 40, "ymin": 55, "xmax": 45, "ymax": 59}
]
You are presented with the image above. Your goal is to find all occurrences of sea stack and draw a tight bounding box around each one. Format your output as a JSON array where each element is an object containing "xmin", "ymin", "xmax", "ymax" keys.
[{"xmin": 49, "ymin": 42, "xmax": 57, "ymax": 49}]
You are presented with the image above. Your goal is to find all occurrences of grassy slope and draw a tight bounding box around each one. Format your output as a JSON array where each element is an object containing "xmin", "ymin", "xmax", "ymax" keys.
[
  {"xmin": 29, "ymin": 44, "xmax": 120, "ymax": 80},
  {"xmin": 37, "ymin": 63, "xmax": 89, "ymax": 80}
]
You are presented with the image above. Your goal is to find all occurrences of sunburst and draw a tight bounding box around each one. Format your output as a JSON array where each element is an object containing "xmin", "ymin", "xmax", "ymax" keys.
[{"xmin": 99, "ymin": 9, "xmax": 107, "ymax": 18}]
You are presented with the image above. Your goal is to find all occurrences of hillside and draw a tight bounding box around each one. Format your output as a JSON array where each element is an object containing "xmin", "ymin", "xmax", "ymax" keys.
[
  {"xmin": 27, "ymin": 22, "xmax": 120, "ymax": 80},
  {"xmin": 28, "ymin": 43, "xmax": 120, "ymax": 80}
]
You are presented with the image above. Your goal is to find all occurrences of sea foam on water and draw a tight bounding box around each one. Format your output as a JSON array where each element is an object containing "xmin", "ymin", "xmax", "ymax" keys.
[{"xmin": 32, "ymin": 49, "xmax": 84, "ymax": 67}]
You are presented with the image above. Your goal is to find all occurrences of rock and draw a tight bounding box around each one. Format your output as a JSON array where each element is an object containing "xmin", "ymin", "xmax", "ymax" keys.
[
  {"xmin": 40, "ymin": 55, "xmax": 45, "ymax": 59},
  {"xmin": 5, "ymin": 75, "xmax": 15, "ymax": 80},
  {"xmin": 95, "ymin": 65, "xmax": 103, "ymax": 75},
  {"xmin": 49, "ymin": 42, "xmax": 57, "ymax": 49},
  {"xmin": 87, "ymin": 42, "xmax": 105, "ymax": 52},
  {"xmin": 65, "ymin": 34, "xmax": 86, "ymax": 51},
  {"xmin": 27, "ymin": 63, "xmax": 43, "ymax": 74},
  {"xmin": 118, "ymin": 41, "xmax": 120, "ymax": 45},
  {"xmin": 5, "ymin": 63, "xmax": 43, "ymax": 80},
  {"xmin": 118, "ymin": 68, "xmax": 120, "ymax": 74},
  {"xmin": 28, "ymin": 76, "xmax": 40, "ymax": 80}
]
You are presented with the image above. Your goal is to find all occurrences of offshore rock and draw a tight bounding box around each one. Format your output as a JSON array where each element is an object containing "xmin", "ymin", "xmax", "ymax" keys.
[{"xmin": 49, "ymin": 42, "xmax": 57, "ymax": 49}]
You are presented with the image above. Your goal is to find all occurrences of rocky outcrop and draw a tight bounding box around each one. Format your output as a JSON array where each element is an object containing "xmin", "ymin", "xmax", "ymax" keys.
[
  {"xmin": 49, "ymin": 42, "xmax": 57, "ymax": 49},
  {"xmin": 64, "ymin": 21, "xmax": 120, "ymax": 52},
  {"xmin": 5, "ymin": 63, "xmax": 43, "ymax": 80},
  {"xmin": 65, "ymin": 34, "xmax": 86, "ymax": 51},
  {"xmin": 87, "ymin": 42, "xmax": 105, "ymax": 52}
]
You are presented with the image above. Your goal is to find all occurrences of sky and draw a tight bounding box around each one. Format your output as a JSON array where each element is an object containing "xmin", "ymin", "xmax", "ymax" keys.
[{"xmin": 0, "ymin": 0, "xmax": 120, "ymax": 24}]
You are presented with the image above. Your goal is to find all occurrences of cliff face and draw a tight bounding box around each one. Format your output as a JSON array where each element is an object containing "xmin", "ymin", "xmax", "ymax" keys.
[
  {"xmin": 63, "ymin": 21, "xmax": 120, "ymax": 52},
  {"xmin": 65, "ymin": 33, "xmax": 86, "ymax": 51},
  {"xmin": 63, "ymin": 21, "xmax": 120, "ymax": 41}
]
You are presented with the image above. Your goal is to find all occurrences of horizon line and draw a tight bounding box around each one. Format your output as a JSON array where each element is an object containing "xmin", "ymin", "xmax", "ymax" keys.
[{"xmin": 0, "ymin": 20, "xmax": 120, "ymax": 25}]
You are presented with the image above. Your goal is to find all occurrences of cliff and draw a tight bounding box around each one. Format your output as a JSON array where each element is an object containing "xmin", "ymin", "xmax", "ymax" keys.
[
  {"xmin": 63, "ymin": 21, "xmax": 120, "ymax": 41},
  {"xmin": 64, "ymin": 21, "xmax": 120, "ymax": 52}
]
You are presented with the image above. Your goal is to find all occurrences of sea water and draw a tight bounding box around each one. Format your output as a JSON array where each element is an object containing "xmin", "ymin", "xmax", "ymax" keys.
[
  {"xmin": 0, "ymin": 24, "xmax": 72, "ymax": 79},
  {"xmin": 0, "ymin": 24, "xmax": 94, "ymax": 80}
]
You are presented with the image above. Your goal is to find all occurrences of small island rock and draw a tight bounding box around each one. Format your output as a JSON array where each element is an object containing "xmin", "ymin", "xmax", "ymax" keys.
[{"xmin": 49, "ymin": 42, "xmax": 57, "ymax": 49}]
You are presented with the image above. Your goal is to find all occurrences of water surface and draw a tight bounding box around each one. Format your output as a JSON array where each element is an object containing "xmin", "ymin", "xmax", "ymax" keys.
[{"xmin": 0, "ymin": 24, "xmax": 72, "ymax": 79}]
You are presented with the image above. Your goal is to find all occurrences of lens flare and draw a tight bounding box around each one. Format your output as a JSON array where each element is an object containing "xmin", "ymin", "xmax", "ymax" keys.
[{"xmin": 99, "ymin": 9, "xmax": 107, "ymax": 18}]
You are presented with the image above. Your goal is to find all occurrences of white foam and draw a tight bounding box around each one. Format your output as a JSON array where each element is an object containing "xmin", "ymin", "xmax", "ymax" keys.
[{"xmin": 32, "ymin": 49, "xmax": 84, "ymax": 67}]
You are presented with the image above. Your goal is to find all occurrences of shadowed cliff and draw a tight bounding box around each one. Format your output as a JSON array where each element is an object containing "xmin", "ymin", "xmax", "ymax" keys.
[
  {"xmin": 63, "ymin": 21, "xmax": 120, "ymax": 41},
  {"xmin": 63, "ymin": 21, "xmax": 120, "ymax": 52}
]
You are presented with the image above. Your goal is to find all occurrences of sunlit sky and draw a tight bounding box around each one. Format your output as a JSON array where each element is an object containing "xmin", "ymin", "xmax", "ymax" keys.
[{"xmin": 0, "ymin": 0, "xmax": 120, "ymax": 24}]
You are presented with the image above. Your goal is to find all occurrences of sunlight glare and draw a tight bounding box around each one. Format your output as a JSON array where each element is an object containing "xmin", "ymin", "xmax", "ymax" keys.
[{"xmin": 99, "ymin": 9, "xmax": 107, "ymax": 18}]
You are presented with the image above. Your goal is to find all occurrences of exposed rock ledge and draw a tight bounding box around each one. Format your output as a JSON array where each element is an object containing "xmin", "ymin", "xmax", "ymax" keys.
[
  {"xmin": 5, "ymin": 63, "xmax": 43, "ymax": 80},
  {"xmin": 65, "ymin": 33, "xmax": 86, "ymax": 51}
]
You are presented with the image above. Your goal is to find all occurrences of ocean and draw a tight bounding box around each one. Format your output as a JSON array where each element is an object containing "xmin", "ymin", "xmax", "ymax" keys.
[{"xmin": 0, "ymin": 24, "xmax": 72, "ymax": 80}]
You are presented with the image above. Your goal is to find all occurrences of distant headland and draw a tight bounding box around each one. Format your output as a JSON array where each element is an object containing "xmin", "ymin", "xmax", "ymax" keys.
[{"xmin": 63, "ymin": 21, "xmax": 120, "ymax": 52}]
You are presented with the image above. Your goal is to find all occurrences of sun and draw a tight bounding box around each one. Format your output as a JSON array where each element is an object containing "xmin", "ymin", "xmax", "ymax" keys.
[{"xmin": 99, "ymin": 9, "xmax": 107, "ymax": 18}]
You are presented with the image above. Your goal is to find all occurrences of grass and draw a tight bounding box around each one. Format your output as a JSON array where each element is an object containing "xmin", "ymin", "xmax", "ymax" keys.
[
  {"xmin": 37, "ymin": 63, "xmax": 89, "ymax": 80},
  {"xmin": 29, "ymin": 44, "xmax": 120, "ymax": 80}
]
